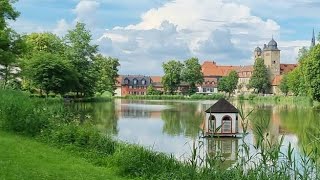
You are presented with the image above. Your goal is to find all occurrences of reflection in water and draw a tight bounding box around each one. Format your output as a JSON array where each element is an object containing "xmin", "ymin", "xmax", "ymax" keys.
[
  {"xmin": 68, "ymin": 101, "xmax": 119, "ymax": 135},
  {"xmin": 206, "ymin": 138, "xmax": 239, "ymax": 168},
  {"xmin": 161, "ymin": 103, "xmax": 203, "ymax": 138},
  {"xmin": 65, "ymin": 99, "xmax": 320, "ymax": 168}
]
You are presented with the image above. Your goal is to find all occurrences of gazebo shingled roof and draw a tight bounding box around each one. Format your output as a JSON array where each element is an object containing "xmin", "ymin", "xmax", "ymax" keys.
[{"xmin": 205, "ymin": 98, "xmax": 239, "ymax": 113}]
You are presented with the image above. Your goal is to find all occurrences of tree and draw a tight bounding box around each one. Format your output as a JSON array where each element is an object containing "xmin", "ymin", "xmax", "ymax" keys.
[
  {"xmin": 279, "ymin": 74, "xmax": 289, "ymax": 96},
  {"xmin": 303, "ymin": 44, "xmax": 320, "ymax": 101},
  {"xmin": 24, "ymin": 32, "xmax": 65, "ymax": 55},
  {"xmin": 249, "ymin": 58, "xmax": 270, "ymax": 93},
  {"xmin": 0, "ymin": 0, "xmax": 20, "ymax": 30},
  {"xmin": 217, "ymin": 70, "xmax": 239, "ymax": 97},
  {"xmin": 21, "ymin": 33, "xmax": 68, "ymax": 92},
  {"xmin": 0, "ymin": 0, "xmax": 25, "ymax": 87},
  {"xmin": 181, "ymin": 57, "xmax": 204, "ymax": 95},
  {"xmin": 287, "ymin": 67, "xmax": 305, "ymax": 96},
  {"xmin": 65, "ymin": 22, "xmax": 98, "ymax": 97},
  {"xmin": 25, "ymin": 52, "xmax": 78, "ymax": 96},
  {"xmin": 94, "ymin": 54, "xmax": 120, "ymax": 95},
  {"xmin": 161, "ymin": 60, "xmax": 184, "ymax": 94},
  {"xmin": 146, "ymin": 85, "xmax": 161, "ymax": 95}
]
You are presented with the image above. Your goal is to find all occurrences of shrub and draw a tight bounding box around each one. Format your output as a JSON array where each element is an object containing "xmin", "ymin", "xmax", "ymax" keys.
[{"xmin": 0, "ymin": 90, "xmax": 54, "ymax": 136}]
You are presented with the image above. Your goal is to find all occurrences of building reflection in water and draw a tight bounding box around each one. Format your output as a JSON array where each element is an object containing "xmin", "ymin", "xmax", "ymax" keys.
[{"xmin": 205, "ymin": 138, "xmax": 239, "ymax": 167}]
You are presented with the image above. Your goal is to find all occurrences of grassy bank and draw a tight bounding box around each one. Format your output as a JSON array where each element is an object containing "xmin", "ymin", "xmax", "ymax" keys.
[
  {"xmin": 0, "ymin": 131, "xmax": 125, "ymax": 180},
  {"xmin": 0, "ymin": 89, "xmax": 319, "ymax": 179},
  {"xmin": 120, "ymin": 93, "xmax": 225, "ymax": 100},
  {"xmin": 237, "ymin": 94, "xmax": 314, "ymax": 106}
]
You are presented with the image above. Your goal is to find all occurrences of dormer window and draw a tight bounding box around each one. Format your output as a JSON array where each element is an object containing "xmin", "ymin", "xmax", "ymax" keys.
[
  {"xmin": 124, "ymin": 78, "xmax": 130, "ymax": 84},
  {"xmin": 133, "ymin": 79, "xmax": 138, "ymax": 85},
  {"xmin": 141, "ymin": 79, "xmax": 146, "ymax": 85}
]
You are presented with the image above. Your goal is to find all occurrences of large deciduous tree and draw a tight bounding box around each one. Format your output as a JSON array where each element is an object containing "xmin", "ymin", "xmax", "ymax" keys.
[
  {"xmin": 181, "ymin": 57, "xmax": 204, "ymax": 94},
  {"xmin": 94, "ymin": 54, "xmax": 120, "ymax": 95},
  {"xmin": 25, "ymin": 52, "xmax": 78, "ymax": 96},
  {"xmin": 162, "ymin": 60, "xmax": 184, "ymax": 94},
  {"xmin": 0, "ymin": 0, "xmax": 25, "ymax": 87},
  {"xmin": 249, "ymin": 58, "xmax": 270, "ymax": 94},
  {"xmin": 303, "ymin": 45, "xmax": 320, "ymax": 101},
  {"xmin": 65, "ymin": 22, "xmax": 98, "ymax": 97},
  {"xmin": 217, "ymin": 70, "xmax": 239, "ymax": 97},
  {"xmin": 21, "ymin": 32, "xmax": 72, "ymax": 92}
]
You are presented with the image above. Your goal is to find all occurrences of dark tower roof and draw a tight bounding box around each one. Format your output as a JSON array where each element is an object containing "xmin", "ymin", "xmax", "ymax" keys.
[
  {"xmin": 255, "ymin": 46, "xmax": 262, "ymax": 52},
  {"xmin": 311, "ymin": 28, "xmax": 316, "ymax": 48},
  {"xmin": 267, "ymin": 38, "xmax": 278, "ymax": 50},
  {"xmin": 205, "ymin": 98, "xmax": 239, "ymax": 113}
]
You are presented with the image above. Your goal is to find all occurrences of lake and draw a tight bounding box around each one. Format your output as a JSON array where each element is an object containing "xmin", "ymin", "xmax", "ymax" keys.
[{"xmin": 68, "ymin": 99, "xmax": 320, "ymax": 167}]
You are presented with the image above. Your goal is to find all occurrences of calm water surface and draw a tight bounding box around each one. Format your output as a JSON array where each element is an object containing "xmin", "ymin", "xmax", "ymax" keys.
[{"xmin": 69, "ymin": 99, "xmax": 320, "ymax": 166}]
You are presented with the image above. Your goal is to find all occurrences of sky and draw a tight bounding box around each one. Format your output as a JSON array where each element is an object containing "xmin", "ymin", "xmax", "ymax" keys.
[{"xmin": 10, "ymin": 0, "xmax": 319, "ymax": 75}]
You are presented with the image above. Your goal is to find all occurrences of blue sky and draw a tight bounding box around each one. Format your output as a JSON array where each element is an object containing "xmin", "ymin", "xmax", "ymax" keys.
[{"xmin": 11, "ymin": 0, "xmax": 318, "ymax": 75}]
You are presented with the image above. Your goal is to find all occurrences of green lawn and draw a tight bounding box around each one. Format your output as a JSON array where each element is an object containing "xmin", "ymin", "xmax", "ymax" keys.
[{"xmin": 0, "ymin": 131, "xmax": 127, "ymax": 180}]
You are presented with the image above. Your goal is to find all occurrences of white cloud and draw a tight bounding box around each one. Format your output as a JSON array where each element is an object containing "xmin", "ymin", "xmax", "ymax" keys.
[
  {"xmin": 73, "ymin": 0, "xmax": 101, "ymax": 27},
  {"xmin": 53, "ymin": 19, "xmax": 71, "ymax": 36},
  {"xmin": 100, "ymin": 0, "xmax": 288, "ymax": 74}
]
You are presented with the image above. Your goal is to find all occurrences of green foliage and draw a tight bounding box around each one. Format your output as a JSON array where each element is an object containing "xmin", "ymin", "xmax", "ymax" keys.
[
  {"xmin": 287, "ymin": 67, "xmax": 306, "ymax": 96},
  {"xmin": 146, "ymin": 85, "xmax": 162, "ymax": 95},
  {"xmin": 94, "ymin": 54, "xmax": 120, "ymax": 95},
  {"xmin": 303, "ymin": 45, "xmax": 320, "ymax": 101},
  {"xmin": 181, "ymin": 57, "xmax": 204, "ymax": 95},
  {"xmin": 0, "ymin": 0, "xmax": 20, "ymax": 30},
  {"xmin": 24, "ymin": 52, "xmax": 78, "ymax": 95},
  {"xmin": 23, "ymin": 32, "xmax": 65, "ymax": 55},
  {"xmin": 0, "ymin": 90, "xmax": 55, "ymax": 136},
  {"xmin": 217, "ymin": 70, "xmax": 238, "ymax": 96},
  {"xmin": 65, "ymin": 22, "xmax": 98, "ymax": 97},
  {"xmin": 279, "ymin": 74, "xmax": 289, "ymax": 95},
  {"xmin": 249, "ymin": 58, "xmax": 270, "ymax": 93},
  {"xmin": 162, "ymin": 60, "xmax": 184, "ymax": 94},
  {"xmin": 0, "ymin": 0, "xmax": 25, "ymax": 86}
]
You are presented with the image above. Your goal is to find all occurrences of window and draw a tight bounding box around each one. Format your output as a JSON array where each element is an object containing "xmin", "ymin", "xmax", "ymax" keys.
[
  {"xmin": 133, "ymin": 79, "xmax": 138, "ymax": 85},
  {"xmin": 222, "ymin": 116, "xmax": 232, "ymax": 133},
  {"xmin": 141, "ymin": 79, "xmax": 146, "ymax": 85},
  {"xmin": 208, "ymin": 115, "xmax": 216, "ymax": 132},
  {"xmin": 124, "ymin": 78, "xmax": 130, "ymax": 84}
]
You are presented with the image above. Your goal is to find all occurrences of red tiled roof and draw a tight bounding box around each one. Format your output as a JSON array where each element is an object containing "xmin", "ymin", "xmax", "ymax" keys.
[
  {"xmin": 280, "ymin": 64, "xmax": 297, "ymax": 74},
  {"xmin": 202, "ymin": 61, "xmax": 238, "ymax": 77},
  {"xmin": 235, "ymin": 65, "xmax": 254, "ymax": 78},
  {"xmin": 150, "ymin": 76, "xmax": 162, "ymax": 83},
  {"xmin": 272, "ymin": 75, "xmax": 282, "ymax": 86}
]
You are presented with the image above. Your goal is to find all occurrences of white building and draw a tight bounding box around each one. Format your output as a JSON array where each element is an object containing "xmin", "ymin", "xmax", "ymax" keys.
[{"xmin": 204, "ymin": 98, "xmax": 239, "ymax": 137}]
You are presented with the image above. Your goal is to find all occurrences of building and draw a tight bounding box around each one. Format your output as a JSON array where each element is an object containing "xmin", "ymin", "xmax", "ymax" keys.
[
  {"xmin": 115, "ymin": 75, "xmax": 152, "ymax": 96},
  {"xmin": 199, "ymin": 37, "xmax": 298, "ymax": 94},
  {"xmin": 204, "ymin": 98, "xmax": 239, "ymax": 137},
  {"xmin": 198, "ymin": 61, "xmax": 240, "ymax": 94}
]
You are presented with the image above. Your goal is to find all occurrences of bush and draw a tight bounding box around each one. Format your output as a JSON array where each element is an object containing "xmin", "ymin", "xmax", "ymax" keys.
[
  {"xmin": 0, "ymin": 90, "xmax": 55, "ymax": 136},
  {"xmin": 248, "ymin": 94, "xmax": 257, "ymax": 100}
]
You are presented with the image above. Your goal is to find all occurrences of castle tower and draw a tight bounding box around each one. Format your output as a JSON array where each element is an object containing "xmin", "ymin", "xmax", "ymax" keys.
[
  {"xmin": 254, "ymin": 46, "xmax": 262, "ymax": 59},
  {"xmin": 263, "ymin": 37, "xmax": 280, "ymax": 79},
  {"xmin": 311, "ymin": 28, "xmax": 316, "ymax": 48}
]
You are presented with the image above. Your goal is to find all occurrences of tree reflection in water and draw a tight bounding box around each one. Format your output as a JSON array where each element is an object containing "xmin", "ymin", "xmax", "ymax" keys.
[
  {"xmin": 161, "ymin": 103, "xmax": 203, "ymax": 138},
  {"xmin": 66, "ymin": 101, "xmax": 119, "ymax": 135}
]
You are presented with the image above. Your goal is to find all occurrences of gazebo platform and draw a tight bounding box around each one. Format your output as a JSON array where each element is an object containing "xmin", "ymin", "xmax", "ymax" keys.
[{"xmin": 202, "ymin": 133, "xmax": 243, "ymax": 138}]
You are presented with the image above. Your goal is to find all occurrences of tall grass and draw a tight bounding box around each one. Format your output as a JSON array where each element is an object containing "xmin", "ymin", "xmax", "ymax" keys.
[{"xmin": 0, "ymin": 89, "xmax": 319, "ymax": 179}]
